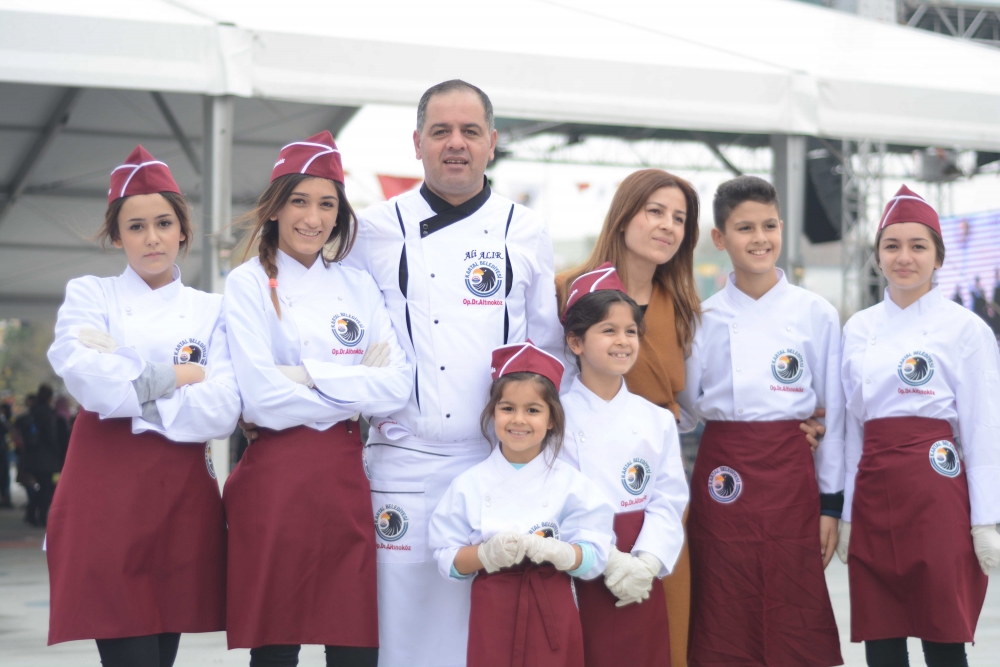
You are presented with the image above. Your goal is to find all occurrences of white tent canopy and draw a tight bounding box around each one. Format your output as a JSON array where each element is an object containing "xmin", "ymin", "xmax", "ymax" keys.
[
  {"xmin": 3, "ymin": 0, "xmax": 999, "ymax": 148},
  {"xmin": 2, "ymin": 0, "xmax": 1000, "ymax": 319}
]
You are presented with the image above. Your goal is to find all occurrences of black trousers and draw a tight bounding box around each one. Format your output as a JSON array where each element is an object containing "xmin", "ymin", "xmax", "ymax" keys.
[
  {"xmin": 866, "ymin": 638, "xmax": 968, "ymax": 667},
  {"xmin": 32, "ymin": 472, "xmax": 54, "ymax": 525},
  {"xmin": 95, "ymin": 633, "xmax": 180, "ymax": 667},
  {"xmin": 249, "ymin": 644, "xmax": 378, "ymax": 667}
]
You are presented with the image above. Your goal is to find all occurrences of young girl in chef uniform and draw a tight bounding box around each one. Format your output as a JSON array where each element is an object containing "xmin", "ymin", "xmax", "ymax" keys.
[
  {"xmin": 46, "ymin": 146, "xmax": 241, "ymax": 666},
  {"xmin": 558, "ymin": 264, "xmax": 689, "ymax": 667},
  {"xmin": 222, "ymin": 131, "xmax": 411, "ymax": 667},
  {"xmin": 429, "ymin": 342, "xmax": 614, "ymax": 667},
  {"xmin": 839, "ymin": 185, "xmax": 1000, "ymax": 667}
]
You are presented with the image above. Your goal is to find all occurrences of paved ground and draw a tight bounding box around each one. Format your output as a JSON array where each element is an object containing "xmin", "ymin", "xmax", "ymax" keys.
[{"xmin": 1, "ymin": 497, "xmax": 998, "ymax": 666}]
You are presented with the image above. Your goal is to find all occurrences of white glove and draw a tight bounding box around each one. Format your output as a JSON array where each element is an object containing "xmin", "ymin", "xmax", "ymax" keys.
[
  {"xmin": 78, "ymin": 327, "xmax": 119, "ymax": 353},
  {"xmin": 604, "ymin": 549, "xmax": 658, "ymax": 607},
  {"xmin": 478, "ymin": 532, "xmax": 528, "ymax": 573},
  {"xmin": 276, "ymin": 364, "xmax": 315, "ymax": 388},
  {"xmin": 361, "ymin": 341, "xmax": 391, "ymax": 368},
  {"xmin": 836, "ymin": 521, "xmax": 851, "ymax": 564},
  {"xmin": 971, "ymin": 524, "xmax": 1000, "ymax": 575},
  {"xmin": 524, "ymin": 534, "xmax": 579, "ymax": 571}
]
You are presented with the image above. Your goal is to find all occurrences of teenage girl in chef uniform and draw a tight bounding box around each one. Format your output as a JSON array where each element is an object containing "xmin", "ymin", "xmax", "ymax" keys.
[
  {"xmin": 429, "ymin": 342, "xmax": 614, "ymax": 667},
  {"xmin": 46, "ymin": 146, "xmax": 241, "ymax": 666},
  {"xmin": 222, "ymin": 132, "xmax": 411, "ymax": 667},
  {"xmin": 839, "ymin": 185, "xmax": 1000, "ymax": 667},
  {"xmin": 558, "ymin": 263, "xmax": 689, "ymax": 667}
]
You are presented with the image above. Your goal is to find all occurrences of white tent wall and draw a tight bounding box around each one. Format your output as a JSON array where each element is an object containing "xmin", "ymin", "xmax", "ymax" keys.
[{"xmin": 3, "ymin": 0, "xmax": 1000, "ymax": 316}]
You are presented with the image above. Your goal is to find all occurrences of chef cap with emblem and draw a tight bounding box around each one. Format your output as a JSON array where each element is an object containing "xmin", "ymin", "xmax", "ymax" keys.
[
  {"xmin": 878, "ymin": 184, "xmax": 941, "ymax": 236},
  {"xmin": 108, "ymin": 145, "xmax": 181, "ymax": 204},
  {"xmin": 562, "ymin": 262, "xmax": 628, "ymax": 322},
  {"xmin": 271, "ymin": 131, "xmax": 344, "ymax": 184},
  {"xmin": 491, "ymin": 341, "xmax": 565, "ymax": 392}
]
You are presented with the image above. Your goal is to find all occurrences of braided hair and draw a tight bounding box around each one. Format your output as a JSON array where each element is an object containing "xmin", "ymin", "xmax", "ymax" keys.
[{"xmin": 238, "ymin": 173, "xmax": 357, "ymax": 318}]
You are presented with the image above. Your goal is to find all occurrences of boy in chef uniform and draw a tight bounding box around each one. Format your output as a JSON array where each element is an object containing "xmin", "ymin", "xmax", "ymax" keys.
[
  {"xmin": 838, "ymin": 185, "xmax": 1000, "ymax": 667},
  {"xmin": 429, "ymin": 342, "xmax": 614, "ymax": 667},
  {"xmin": 677, "ymin": 175, "xmax": 844, "ymax": 667},
  {"xmin": 46, "ymin": 146, "xmax": 240, "ymax": 666},
  {"xmin": 559, "ymin": 263, "xmax": 689, "ymax": 667}
]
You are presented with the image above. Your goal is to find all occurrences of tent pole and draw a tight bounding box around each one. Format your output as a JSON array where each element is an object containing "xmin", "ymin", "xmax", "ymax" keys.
[
  {"xmin": 771, "ymin": 134, "xmax": 806, "ymax": 286},
  {"xmin": 201, "ymin": 94, "xmax": 234, "ymax": 488}
]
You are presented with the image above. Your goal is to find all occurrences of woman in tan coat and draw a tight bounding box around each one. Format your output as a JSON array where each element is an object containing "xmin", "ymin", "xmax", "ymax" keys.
[{"xmin": 558, "ymin": 168, "xmax": 700, "ymax": 666}]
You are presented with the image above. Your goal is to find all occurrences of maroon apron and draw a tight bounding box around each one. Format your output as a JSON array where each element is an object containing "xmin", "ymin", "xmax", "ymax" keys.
[
  {"xmin": 47, "ymin": 410, "xmax": 226, "ymax": 645},
  {"xmin": 849, "ymin": 416, "xmax": 987, "ymax": 643},
  {"xmin": 223, "ymin": 421, "xmax": 377, "ymax": 649},
  {"xmin": 468, "ymin": 563, "xmax": 584, "ymax": 667},
  {"xmin": 577, "ymin": 511, "xmax": 671, "ymax": 667},
  {"xmin": 688, "ymin": 420, "xmax": 842, "ymax": 667}
]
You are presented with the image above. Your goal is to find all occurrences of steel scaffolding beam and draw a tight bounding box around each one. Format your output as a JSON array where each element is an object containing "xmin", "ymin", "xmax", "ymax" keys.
[{"xmin": 841, "ymin": 139, "xmax": 888, "ymax": 316}]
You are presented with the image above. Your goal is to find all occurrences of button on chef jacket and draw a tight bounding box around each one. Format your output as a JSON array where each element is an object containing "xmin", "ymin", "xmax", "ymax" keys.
[
  {"xmin": 47, "ymin": 265, "xmax": 240, "ymax": 442},
  {"xmin": 429, "ymin": 445, "xmax": 615, "ymax": 579},
  {"xmin": 841, "ymin": 285, "xmax": 1000, "ymax": 525},
  {"xmin": 344, "ymin": 181, "xmax": 563, "ymax": 446},
  {"xmin": 560, "ymin": 376, "xmax": 688, "ymax": 577},
  {"xmin": 224, "ymin": 251, "xmax": 411, "ymax": 431},
  {"xmin": 677, "ymin": 270, "xmax": 846, "ymax": 494}
]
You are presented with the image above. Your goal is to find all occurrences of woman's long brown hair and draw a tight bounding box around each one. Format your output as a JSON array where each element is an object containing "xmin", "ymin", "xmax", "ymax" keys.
[
  {"xmin": 557, "ymin": 168, "xmax": 701, "ymax": 352},
  {"xmin": 237, "ymin": 173, "xmax": 357, "ymax": 318}
]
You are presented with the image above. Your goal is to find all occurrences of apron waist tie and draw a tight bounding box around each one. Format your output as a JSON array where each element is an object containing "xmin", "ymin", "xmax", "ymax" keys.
[{"xmin": 511, "ymin": 567, "xmax": 560, "ymax": 667}]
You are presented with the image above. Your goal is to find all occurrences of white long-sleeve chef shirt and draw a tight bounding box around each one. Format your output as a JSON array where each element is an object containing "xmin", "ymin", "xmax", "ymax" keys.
[
  {"xmin": 224, "ymin": 251, "xmax": 411, "ymax": 431},
  {"xmin": 344, "ymin": 182, "xmax": 563, "ymax": 448},
  {"xmin": 560, "ymin": 376, "xmax": 688, "ymax": 576},
  {"xmin": 677, "ymin": 270, "xmax": 846, "ymax": 494},
  {"xmin": 841, "ymin": 285, "xmax": 1000, "ymax": 525},
  {"xmin": 47, "ymin": 265, "xmax": 240, "ymax": 442},
  {"xmin": 429, "ymin": 445, "xmax": 615, "ymax": 580}
]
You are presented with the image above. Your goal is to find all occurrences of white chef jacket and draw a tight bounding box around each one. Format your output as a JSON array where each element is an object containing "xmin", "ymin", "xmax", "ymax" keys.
[
  {"xmin": 560, "ymin": 377, "xmax": 688, "ymax": 577},
  {"xmin": 841, "ymin": 285, "xmax": 1000, "ymax": 525},
  {"xmin": 429, "ymin": 445, "xmax": 615, "ymax": 580},
  {"xmin": 47, "ymin": 265, "xmax": 240, "ymax": 443},
  {"xmin": 224, "ymin": 251, "xmax": 411, "ymax": 431},
  {"xmin": 344, "ymin": 182, "xmax": 563, "ymax": 449},
  {"xmin": 677, "ymin": 270, "xmax": 846, "ymax": 494}
]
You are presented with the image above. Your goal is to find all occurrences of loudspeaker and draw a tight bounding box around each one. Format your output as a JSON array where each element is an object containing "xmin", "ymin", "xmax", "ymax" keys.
[{"xmin": 805, "ymin": 139, "xmax": 842, "ymax": 243}]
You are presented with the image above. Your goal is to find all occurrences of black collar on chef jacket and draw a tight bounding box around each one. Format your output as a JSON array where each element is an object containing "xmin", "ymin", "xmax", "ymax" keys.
[{"xmin": 417, "ymin": 177, "xmax": 492, "ymax": 237}]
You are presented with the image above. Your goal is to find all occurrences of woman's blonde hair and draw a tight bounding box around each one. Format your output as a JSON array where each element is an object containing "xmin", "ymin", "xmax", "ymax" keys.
[{"xmin": 557, "ymin": 169, "xmax": 701, "ymax": 351}]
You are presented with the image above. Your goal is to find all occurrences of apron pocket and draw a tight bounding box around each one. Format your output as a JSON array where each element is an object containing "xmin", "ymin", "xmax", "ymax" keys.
[{"xmin": 371, "ymin": 479, "xmax": 426, "ymax": 563}]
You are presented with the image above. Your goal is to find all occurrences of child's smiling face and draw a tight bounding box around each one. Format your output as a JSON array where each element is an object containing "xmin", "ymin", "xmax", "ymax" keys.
[
  {"xmin": 494, "ymin": 379, "xmax": 553, "ymax": 464},
  {"xmin": 567, "ymin": 301, "xmax": 640, "ymax": 381}
]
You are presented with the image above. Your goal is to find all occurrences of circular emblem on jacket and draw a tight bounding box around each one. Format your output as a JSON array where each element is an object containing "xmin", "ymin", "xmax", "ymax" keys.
[
  {"xmin": 331, "ymin": 313, "xmax": 364, "ymax": 347},
  {"xmin": 205, "ymin": 444, "xmax": 216, "ymax": 479},
  {"xmin": 621, "ymin": 457, "xmax": 652, "ymax": 496},
  {"xmin": 465, "ymin": 261, "xmax": 502, "ymax": 297},
  {"xmin": 928, "ymin": 440, "xmax": 961, "ymax": 478},
  {"xmin": 771, "ymin": 349, "xmax": 804, "ymax": 384},
  {"xmin": 173, "ymin": 338, "xmax": 207, "ymax": 365},
  {"xmin": 375, "ymin": 504, "xmax": 408, "ymax": 541},
  {"xmin": 708, "ymin": 466, "xmax": 742, "ymax": 504},
  {"xmin": 898, "ymin": 351, "xmax": 934, "ymax": 386},
  {"xmin": 528, "ymin": 521, "xmax": 560, "ymax": 540}
]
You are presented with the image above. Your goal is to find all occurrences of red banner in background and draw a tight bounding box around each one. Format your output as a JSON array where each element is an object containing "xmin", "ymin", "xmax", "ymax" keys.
[{"xmin": 377, "ymin": 175, "xmax": 422, "ymax": 200}]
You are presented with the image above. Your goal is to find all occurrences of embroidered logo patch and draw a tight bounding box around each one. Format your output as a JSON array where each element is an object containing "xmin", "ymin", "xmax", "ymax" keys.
[
  {"xmin": 375, "ymin": 504, "xmax": 409, "ymax": 541},
  {"xmin": 331, "ymin": 313, "xmax": 365, "ymax": 347},
  {"xmin": 528, "ymin": 521, "xmax": 560, "ymax": 540},
  {"xmin": 205, "ymin": 443, "xmax": 216, "ymax": 479},
  {"xmin": 708, "ymin": 466, "xmax": 742, "ymax": 504},
  {"xmin": 173, "ymin": 338, "xmax": 207, "ymax": 365},
  {"xmin": 771, "ymin": 349, "xmax": 804, "ymax": 384},
  {"xmin": 898, "ymin": 351, "xmax": 934, "ymax": 386},
  {"xmin": 621, "ymin": 457, "xmax": 652, "ymax": 496},
  {"xmin": 929, "ymin": 440, "xmax": 961, "ymax": 478},
  {"xmin": 465, "ymin": 261, "xmax": 502, "ymax": 298}
]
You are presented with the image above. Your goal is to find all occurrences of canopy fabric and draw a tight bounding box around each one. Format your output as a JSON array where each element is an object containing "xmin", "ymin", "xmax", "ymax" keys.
[{"xmin": 1, "ymin": 0, "xmax": 999, "ymax": 149}]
